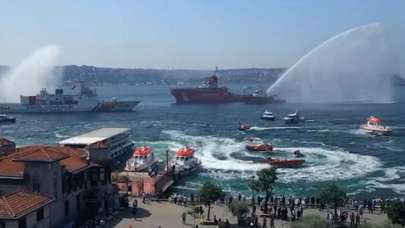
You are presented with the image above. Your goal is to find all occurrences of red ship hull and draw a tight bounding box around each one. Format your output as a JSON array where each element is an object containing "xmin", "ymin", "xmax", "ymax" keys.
[
  {"xmin": 170, "ymin": 88, "xmax": 236, "ymax": 104},
  {"xmin": 170, "ymin": 88, "xmax": 285, "ymax": 104}
]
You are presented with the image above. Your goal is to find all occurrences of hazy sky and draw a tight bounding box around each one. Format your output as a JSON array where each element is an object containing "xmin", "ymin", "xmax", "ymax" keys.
[{"xmin": 0, "ymin": 0, "xmax": 404, "ymax": 70}]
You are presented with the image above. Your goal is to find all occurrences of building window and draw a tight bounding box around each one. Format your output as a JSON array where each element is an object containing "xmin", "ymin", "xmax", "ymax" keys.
[
  {"xmin": 37, "ymin": 208, "xmax": 44, "ymax": 221},
  {"xmin": 100, "ymin": 168, "xmax": 105, "ymax": 181},
  {"xmin": 18, "ymin": 217, "xmax": 26, "ymax": 228},
  {"xmin": 65, "ymin": 200, "xmax": 69, "ymax": 216},
  {"xmin": 76, "ymin": 194, "xmax": 81, "ymax": 210},
  {"xmin": 32, "ymin": 174, "xmax": 40, "ymax": 192},
  {"xmin": 53, "ymin": 173, "xmax": 58, "ymax": 199}
]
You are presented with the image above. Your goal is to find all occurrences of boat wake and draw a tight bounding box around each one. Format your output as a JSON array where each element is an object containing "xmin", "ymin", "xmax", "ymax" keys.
[
  {"xmin": 162, "ymin": 130, "xmax": 269, "ymax": 172},
  {"xmin": 137, "ymin": 130, "xmax": 383, "ymax": 184},
  {"xmin": 274, "ymin": 147, "xmax": 381, "ymax": 183},
  {"xmin": 248, "ymin": 126, "xmax": 303, "ymax": 131},
  {"xmin": 366, "ymin": 166, "xmax": 405, "ymax": 194}
]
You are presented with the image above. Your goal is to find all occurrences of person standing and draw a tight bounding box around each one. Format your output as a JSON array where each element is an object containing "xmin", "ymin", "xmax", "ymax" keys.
[
  {"xmin": 262, "ymin": 216, "xmax": 267, "ymax": 228},
  {"xmin": 182, "ymin": 212, "xmax": 186, "ymax": 224},
  {"xmin": 355, "ymin": 213, "xmax": 360, "ymax": 226},
  {"xmin": 350, "ymin": 212, "xmax": 355, "ymax": 227},
  {"xmin": 270, "ymin": 216, "xmax": 275, "ymax": 228}
]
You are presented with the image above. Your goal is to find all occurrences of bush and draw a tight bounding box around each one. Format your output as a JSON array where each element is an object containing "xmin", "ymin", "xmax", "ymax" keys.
[
  {"xmin": 290, "ymin": 215, "xmax": 332, "ymax": 228},
  {"xmin": 386, "ymin": 200, "xmax": 405, "ymax": 226},
  {"xmin": 229, "ymin": 201, "xmax": 249, "ymax": 218}
]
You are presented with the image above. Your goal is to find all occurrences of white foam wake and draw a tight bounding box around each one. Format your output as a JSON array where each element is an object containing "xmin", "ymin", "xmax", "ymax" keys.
[
  {"xmin": 159, "ymin": 130, "xmax": 381, "ymax": 183},
  {"xmin": 274, "ymin": 147, "xmax": 381, "ymax": 183},
  {"xmin": 366, "ymin": 166, "xmax": 405, "ymax": 194},
  {"xmin": 162, "ymin": 130, "xmax": 270, "ymax": 171}
]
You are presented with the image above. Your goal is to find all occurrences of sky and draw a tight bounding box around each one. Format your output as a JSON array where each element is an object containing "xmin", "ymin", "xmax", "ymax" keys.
[{"xmin": 0, "ymin": 0, "xmax": 404, "ymax": 71}]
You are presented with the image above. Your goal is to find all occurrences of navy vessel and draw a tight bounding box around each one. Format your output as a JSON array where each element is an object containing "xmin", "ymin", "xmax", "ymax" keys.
[{"xmin": 0, "ymin": 81, "xmax": 139, "ymax": 113}]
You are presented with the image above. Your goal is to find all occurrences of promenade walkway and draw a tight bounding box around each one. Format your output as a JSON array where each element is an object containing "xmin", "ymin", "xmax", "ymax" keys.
[{"xmin": 109, "ymin": 201, "xmax": 389, "ymax": 228}]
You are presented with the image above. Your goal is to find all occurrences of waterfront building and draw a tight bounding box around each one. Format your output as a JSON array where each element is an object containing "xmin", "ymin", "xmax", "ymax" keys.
[
  {"xmin": 59, "ymin": 128, "xmax": 133, "ymax": 168},
  {"xmin": 0, "ymin": 141, "xmax": 115, "ymax": 228}
]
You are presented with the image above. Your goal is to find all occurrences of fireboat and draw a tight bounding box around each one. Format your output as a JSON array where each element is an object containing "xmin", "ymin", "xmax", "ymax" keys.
[{"xmin": 360, "ymin": 116, "xmax": 392, "ymax": 136}]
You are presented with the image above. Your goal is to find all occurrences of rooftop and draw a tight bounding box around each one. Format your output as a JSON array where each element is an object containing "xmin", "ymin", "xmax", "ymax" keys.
[
  {"xmin": 59, "ymin": 128, "xmax": 131, "ymax": 146},
  {"xmin": 0, "ymin": 192, "xmax": 53, "ymax": 219},
  {"xmin": 0, "ymin": 146, "xmax": 93, "ymax": 178},
  {"xmin": 0, "ymin": 138, "xmax": 15, "ymax": 147},
  {"xmin": 12, "ymin": 146, "xmax": 70, "ymax": 163},
  {"xmin": 0, "ymin": 158, "xmax": 24, "ymax": 179}
]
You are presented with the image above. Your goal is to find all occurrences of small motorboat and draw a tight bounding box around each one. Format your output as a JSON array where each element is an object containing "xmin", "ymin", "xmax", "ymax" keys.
[
  {"xmin": 293, "ymin": 150, "xmax": 305, "ymax": 158},
  {"xmin": 284, "ymin": 110, "xmax": 304, "ymax": 124},
  {"xmin": 261, "ymin": 110, "xmax": 275, "ymax": 121},
  {"xmin": 168, "ymin": 146, "xmax": 201, "ymax": 176},
  {"xmin": 266, "ymin": 157, "xmax": 305, "ymax": 168},
  {"xmin": 360, "ymin": 116, "xmax": 392, "ymax": 136},
  {"xmin": 238, "ymin": 123, "xmax": 252, "ymax": 131},
  {"xmin": 246, "ymin": 143, "xmax": 273, "ymax": 152},
  {"xmin": 125, "ymin": 146, "xmax": 159, "ymax": 172},
  {"xmin": 0, "ymin": 114, "xmax": 16, "ymax": 124}
]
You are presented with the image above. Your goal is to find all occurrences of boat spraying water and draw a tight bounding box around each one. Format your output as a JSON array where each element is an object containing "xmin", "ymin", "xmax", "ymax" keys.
[
  {"xmin": 0, "ymin": 46, "xmax": 139, "ymax": 112},
  {"xmin": 267, "ymin": 23, "xmax": 398, "ymax": 103},
  {"xmin": 0, "ymin": 45, "xmax": 62, "ymax": 102}
]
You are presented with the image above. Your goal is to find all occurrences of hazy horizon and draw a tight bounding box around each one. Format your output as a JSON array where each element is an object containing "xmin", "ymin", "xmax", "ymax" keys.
[{"xmin": 0, "ymin": 1, "xmax": 404, "ymax": 73}]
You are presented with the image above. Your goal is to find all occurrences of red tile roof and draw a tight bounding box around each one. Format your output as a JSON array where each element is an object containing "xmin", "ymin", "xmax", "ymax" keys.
[
  {"xmin": 12, "ymin": 145, "xmax": 71, "ymax": 163},
  {"xmin": 0, "ymin": 146, "xmax": 93, "ymax": 177},
  {"xmin": 0, "ymin": 158, "xmax": 24, "ymax": 179},
  {"xmin": 0, "ymin": 192, "xmax": 53, "ymax": 219},
  {"xmin": 0, "ymin": 138, "xmax": 15, "ymax": 147},
  {"xmin": 60, "ymin": 157, "xmax": 89, "ymax": 173}
]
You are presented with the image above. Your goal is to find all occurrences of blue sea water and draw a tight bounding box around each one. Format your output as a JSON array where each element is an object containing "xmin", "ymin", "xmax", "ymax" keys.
[{"xmin": 1, "ymin": 84, "xmax": 405, "ymax": 199}]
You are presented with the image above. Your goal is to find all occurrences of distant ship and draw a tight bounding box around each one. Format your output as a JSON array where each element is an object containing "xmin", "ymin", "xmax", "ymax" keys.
[
  {"xmin": 0, "ymin": 81, "xmax": 139, "ymax": 113},
  {"xmin": 170, "ymin": 71, "xmax": 285, "ymax": 104}
]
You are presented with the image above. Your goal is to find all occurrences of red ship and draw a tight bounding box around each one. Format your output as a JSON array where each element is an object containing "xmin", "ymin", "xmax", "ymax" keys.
[{"xmin": 170, "ymin": 73, "xmax": 285, "ymax": 104}]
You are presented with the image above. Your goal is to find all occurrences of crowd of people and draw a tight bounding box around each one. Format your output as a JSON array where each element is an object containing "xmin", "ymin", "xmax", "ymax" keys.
[{"xmin": 130, "ymin": 192, "xmax": 402, "ymax": 228}]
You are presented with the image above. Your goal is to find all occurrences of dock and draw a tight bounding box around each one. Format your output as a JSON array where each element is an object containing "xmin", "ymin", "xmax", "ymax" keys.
[{"xmin": 112, "ymin": 170, "xmax": 174, "ymax": 197}]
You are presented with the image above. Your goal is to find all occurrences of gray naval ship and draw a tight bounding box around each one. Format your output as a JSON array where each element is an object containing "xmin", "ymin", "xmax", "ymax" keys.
[{"xmin": 0, "ymin": 81, "xmax": 139, "ymax": 113}]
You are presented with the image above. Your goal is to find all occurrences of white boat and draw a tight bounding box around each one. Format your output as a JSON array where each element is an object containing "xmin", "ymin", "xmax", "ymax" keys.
[
  {"xmin": 261, "ymin": 110, "xmax": 275, "ymax": 120},
  {"xmin": 125, "ymin": 146, "xmax": 159, "ymax": 172},
  {"xmin": 284, "ymin": 110, "xmax": 304, "ymax": 124},
  {"xmin": 0, "ymin": 81, "xmax": 139, "ymax": 113},
  {"xmin": 168, "ymin": 147, "xmax": 201, "ymax": 176},
  {"xmin": 360, "ymin": 116, "xmax": 392, "ymax": 136}
]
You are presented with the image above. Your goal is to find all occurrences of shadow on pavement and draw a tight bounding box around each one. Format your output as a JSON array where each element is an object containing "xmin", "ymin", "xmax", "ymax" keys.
[{"xmin": 108, "ymin": 207, "xmax": 152, "ymax": 227}]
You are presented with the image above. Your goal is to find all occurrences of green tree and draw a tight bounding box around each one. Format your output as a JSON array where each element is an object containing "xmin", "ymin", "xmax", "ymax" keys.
[
  {"xmin": 230, "ymin": 201, "xmax": 249, "ymax": 225},
  {"xmin": 251, "ymin": 167, "xmax": 278, "ymax": 214},
  {"xmin": 386, "ymin": 200, "xmax": 405, "ymax": 226},
  {"xmin": 248, "ymin": 176, "xmax": 259, "ymax": 206},
  {"xmin": 198, "ymin": 181, "xmax": 224, "ymax": 221},
  {"xmin": 318, "ymin": 183, "xmax": 347, "ymax": 216}
]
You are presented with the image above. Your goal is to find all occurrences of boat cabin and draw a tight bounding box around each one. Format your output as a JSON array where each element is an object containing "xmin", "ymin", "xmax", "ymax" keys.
[
  {"xmin": 175, "ymin": 147, "xmax": 194, "ymax": 161},
  {"xmin": 366, "ymin": 116, "xmax": 382, "ymax": 126},
  {"xmin": 133, "ymin": 146, "xmax": 154, "ymax": 160}
]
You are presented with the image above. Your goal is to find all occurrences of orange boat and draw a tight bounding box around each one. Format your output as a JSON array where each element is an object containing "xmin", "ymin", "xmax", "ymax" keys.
[
  {"xmin": 246, "ymin": 143, "xmax": 273, "ymax": 152},
  {"xmin": 267, "ymin": 158, "xmax": 305, "ymax": 168}
]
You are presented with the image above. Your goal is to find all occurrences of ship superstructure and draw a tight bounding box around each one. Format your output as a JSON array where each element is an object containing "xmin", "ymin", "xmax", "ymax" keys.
[{"xmin": 0, "ymin": 81, "xmax": 139, "ymax": 113}]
